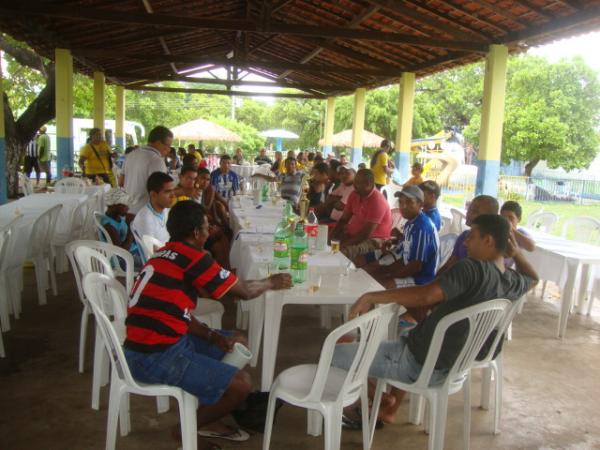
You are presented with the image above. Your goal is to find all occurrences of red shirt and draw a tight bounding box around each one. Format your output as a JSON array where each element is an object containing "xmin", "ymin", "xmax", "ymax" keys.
[
  {"xmin": 124, "ymin": 241, "xmax": 238, "ymax": 353},
  {"xmin": 344, "ymin": 188, "xmax": 391, "ymax": 240}
]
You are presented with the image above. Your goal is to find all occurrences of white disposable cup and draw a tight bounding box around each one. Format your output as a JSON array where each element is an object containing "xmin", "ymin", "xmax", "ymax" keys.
[{"xmin": 221, "ymin": 342, "xmax": 253, "ymax": 369}]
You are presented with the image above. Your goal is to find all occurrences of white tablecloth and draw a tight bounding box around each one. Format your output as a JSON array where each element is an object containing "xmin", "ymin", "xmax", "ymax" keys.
[
  {"xmin": 230, "ymin": 164, "xmax": 260, "ymax": 179},
  {"xmin": 229, "ymin": 195, "xmax": 284, "ymax": 237},
  {"xmin": 524, "ymin": 228, "xmax": 600, "ymax": 337}
]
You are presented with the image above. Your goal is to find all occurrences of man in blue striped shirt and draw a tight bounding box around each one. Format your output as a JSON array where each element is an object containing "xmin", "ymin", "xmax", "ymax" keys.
[
  {"xmin": 365, "ymin": 186, "xmax": 439, "ymax": 289},
  {"xmin": 210, "ymin": 154, "xmax": 240, "ymax": 199}
]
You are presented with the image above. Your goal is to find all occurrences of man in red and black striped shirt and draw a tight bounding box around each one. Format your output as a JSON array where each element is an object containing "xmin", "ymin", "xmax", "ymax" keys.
[{"xmin": 124, "ymin": 200, "xmax": 291, "ymax": 445}]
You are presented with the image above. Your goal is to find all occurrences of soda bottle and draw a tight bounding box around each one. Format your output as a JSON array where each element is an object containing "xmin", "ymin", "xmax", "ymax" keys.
[
  {"xmin": 290, "ymin": 222, "xmax": 309, "ymax": 284},
  {"xmin": 261, "ymin": 182, "xmax": 269, "ymax": 202},
  {"xmin": 305, "ymin": 208, "xmax": 319, "ymax": 253},
  {"xmin": 273, "ymin": 218, "xmax": 291, "ymax": 270}
]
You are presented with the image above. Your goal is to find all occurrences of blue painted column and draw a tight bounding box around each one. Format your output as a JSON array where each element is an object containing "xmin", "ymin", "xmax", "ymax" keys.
[
  {"xmin": 322, "ymin": 97, "xmax": 335, "ymax": 157},
  {"xmin": 0, "ymin": 56, "xmax": 6, "ymax": 204},
  {"xmin": 395, "ymin": 73, "xmax": 415, "ymax": 182},
  {"xmin": 55, "ymin": 48, "xmax": 74, "ymax": 179},
  {"xmin": 276, "ymin": 137, "xmax": 282, "ymax": 151},
  {"xmin": 351, "ymin": 88, "xmax": 366, "ymax": 167},
  {"xmin": 475, "ymin": 45, "xmax": 508, "ymax": 197}
]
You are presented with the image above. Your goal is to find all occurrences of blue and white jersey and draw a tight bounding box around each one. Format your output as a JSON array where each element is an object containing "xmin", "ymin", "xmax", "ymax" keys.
[
  {"xmin": 210, "ymin": 169, "xmax": 239, "ymax": 199},
  {"xmin": 400, "ymin": 211, "xmax": 440, "ymax": 285},
  {"xmin": 424, "ymin": 207, "xmax": 442, "ymax": 231}
]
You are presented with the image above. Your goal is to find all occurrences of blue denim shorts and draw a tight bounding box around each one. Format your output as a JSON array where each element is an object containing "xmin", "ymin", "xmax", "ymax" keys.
[
  {"xmin": 124, "ymin": 331, "xmax": 238, "ymax": 405},
  {"xmin": 331, "ymin": 335, "xmax": 448, "ymax": 386}
]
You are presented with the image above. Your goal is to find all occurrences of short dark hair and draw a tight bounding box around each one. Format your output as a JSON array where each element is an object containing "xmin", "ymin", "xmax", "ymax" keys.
[
  {"xmin": 329, "ymin": 159, "xmax": 341, "ymax": 171},
  {"xmin": 500, "ymin": 200, "xmax": 522, "ymax": 220},
  {"xmin": 146, "ymin": 172, "xmax": 173, "ymax": 193},
  {"xmin": 356, "ymin": 168, "xmax": 375, "ymax": 184},
  {"xmin": 474, "ymin": 195, "xmax": 500, "ymax": 214},
  {"xmin": 197, "ymin": 167, "xmax": 210, "ymax": 176},
  {"xmin": 412, "ymin": 162, "xmax": 423, "ymax": 171},
  {"xmin": 179, "ymin": 166, "xmax": 197, "ymax": 176},
  {"xmin": 125, "ymin": 146, "xmax": 136, "ymax": 155},
  {"xmin": 220, "ymin": 154, "xmax": 231, "ymax": 161},
  {"xmin": 471, "ymin": 214, "xmax": 510, "ymax": 253},
  {"xmin": 147, "ymin": 126, "xmax": 173, "ymax": 144},
  {"xmin": 285, "ymin": 157, "xmax": 296, "ymax": 165},
  {"xmin": 419, "ymin": 180, "xmax": 441, "ymax": 198},
  {"xmin": 307, "ymin": 152, "xmax": 315, "ymax": 161},
  {"xmin": 89, "ymin": 127, "xmax": 102, "ymax": 138},
  {"xmin": 312, "ymin": 162, "xmax": 329, "ymax": 174},
  {"xmin": 167, "ymin": 200, "xmax": 206, "ymax": 242},
  {"xmin": 182, "ymin": 154, "xmax": 197, "ymax": 167},
  {"xmin": 381, "ymin": 139, "xmax": 390, "ymax": 149}
]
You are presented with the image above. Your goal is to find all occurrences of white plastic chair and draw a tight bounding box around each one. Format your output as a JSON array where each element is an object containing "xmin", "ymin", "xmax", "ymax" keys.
[
  {"xmin": 94, "ymin": 211, "xmax": 113, "ymax": 245},
  {"xmin": 370, "ymin": 299, "xmax": 510, "ymax": 450},
  {"xmin": 470, "ymin": 296, "xmax": 525, "ymax": 435},
  {"xmin": 130, "ymin": 228, "xmax": 148, "ymax": 264},
  {"xmin": 18, "ymin": 172, "xmax": 34, "ymax": 196},
  {"xmin": 561, "ymin": 216, "xmax": 600, "ymax": 245},
  {"xmin": 71, "ymin": 242, "xmax": 134, "ymax": 410},
  {"xmin": 28, "ymin": 204, "xmax": 62, "ymax": 307},
  {"xmin": 54, "ymin": 176, "xmax": 86, "ymax": 194},
  {"xmin": 142, "ymin": 234, "xmax": 164, "ymax": 258},
  {"xmin": 438, "ymin": 233, "xmax": 458, "ymax": 269},
  {"xmin": 440, "ymin": 216, "xmax": 452, "ymax": 236},
  {"xmin": 82, "ymin": 272, "xmax": 198, "ymax": 450},
  {"xmin": 263, "ymin": 304, "xmax": 398, "ymax": 450},
  {"xmin": 390, "ymin": 208, "xmax": 404, "ymax": 233},
  {"xmin": 0, "ymin": 216, "xmax": 24, "ymax": 325},
  {"xmin": 54, "ymin": 199, "xmax": 91, "ymax": 273},
  {"xmin": 449, "ymin": 208, "xmax": 467, "ymax": 234},
  {"xmin": 526, "ymin": 211, "xmax": 558, "ymax": 233},
  {"xmin": 194, "ymin": 299, "xmax": 225, "ymax": 329}
]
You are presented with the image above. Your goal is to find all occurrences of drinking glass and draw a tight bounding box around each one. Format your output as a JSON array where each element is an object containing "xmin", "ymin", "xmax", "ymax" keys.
[
  {"xmin": 331, "ymin": 240, "xmax": 340, "ymax": 254},
  {"xmin": 308, "ymin": 268, "xmax": 322, "ymax": 294}
]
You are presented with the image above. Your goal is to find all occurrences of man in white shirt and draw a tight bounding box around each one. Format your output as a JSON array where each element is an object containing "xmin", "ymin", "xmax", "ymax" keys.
[
  {"xmin": 132, "ymin": 172, "xmax": 175, "ymax": 245},
  {"xmin": 121, "ymin": 126, "xmax": 172, "ymax": 213}
]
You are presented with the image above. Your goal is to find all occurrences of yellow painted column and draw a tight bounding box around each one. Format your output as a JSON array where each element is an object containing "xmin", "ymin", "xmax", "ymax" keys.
[
  {"xmin": 395, "ymin": 72, "xmax": 416, "ymax": 181},
  {"xmin": 55, "ymin": 48, "xmax": 74, "ymax": 178},
  {"xmin": 476, "ymin": 44, "xmax": 508, "ymax": 196},
  {"xmin": 350, "ymin": 87, "xmax": 366, "ymax": 166},
  {"xmin": 0, "ymin": 54, "xmax": 6, "ymax": 203},
  {"xmin": 115, "ymin": 85, "xmax": 125, "ymax": 150},
  {"xmin": 93, "ymin": 71, "xmax": 105, "ymax": 134},
  {"xmin": 322, "ymin": 97, "xmax": 335, "ymax": 156}
]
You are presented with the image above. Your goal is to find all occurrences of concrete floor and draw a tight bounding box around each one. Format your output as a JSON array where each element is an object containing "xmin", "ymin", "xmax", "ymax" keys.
[{"xmin": 1, "ymin": 269, "xmax": 600, "ymax": 450}]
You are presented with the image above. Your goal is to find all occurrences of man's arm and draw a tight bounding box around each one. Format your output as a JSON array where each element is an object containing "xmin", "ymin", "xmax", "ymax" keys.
[
  {"xmin": 507, "ymin": 231, "xmax": 539, "ymax": 288},
  {"xmin": 228, "ymin": 273, "xmax": 292, "ymax": 300},
  {"xmin": 514, "ymin": 229, "xmax": 535, "ymax": 252},
  {"xmin": 342, "ymin": 222, "xmax": 378, "ymax": 246},
  {"xmin": 331, "ymin": 208, "xmax": 352, "ymax": 240},
  {"xmin": 350, "ymin": 282, "xmax": 445, "ymax": 318},
  {"xmin": 251, "ymin": 173, "xmax": 277, "ymax": 182},
  {"xmin": 373, "ymin": 259, "xmax": 423, "ymax": 279}
]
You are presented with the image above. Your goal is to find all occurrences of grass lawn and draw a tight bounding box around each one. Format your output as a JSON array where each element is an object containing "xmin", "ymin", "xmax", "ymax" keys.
[{"xmin": 441, "ymin": 193, "xmax": 600, "ymax": 237}]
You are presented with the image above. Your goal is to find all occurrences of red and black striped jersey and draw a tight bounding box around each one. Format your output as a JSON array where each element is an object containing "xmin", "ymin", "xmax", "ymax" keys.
[{"xmin": 124, "ymin": 241, "xmax": 238, "ymax": 353}]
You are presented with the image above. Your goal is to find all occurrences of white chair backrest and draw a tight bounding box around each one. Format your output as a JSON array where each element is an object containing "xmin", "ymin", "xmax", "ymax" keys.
[
  {"xmin": 142, "ymin": 235, "xmax": 164, "ymax": 258},
  {"xmin": 438, "ymin": 233, "xmax": 458, "ymax": 268},
  {"xmin": 561, "ymin": 216, "xmax": 600, "ymax": 245},
  {"xmin": 70, "ymin": 200, "xmax": 90, "ymax": 241},
  {"xmin": 415, "ymin": 299, "xmax": 510, "ymax": 389},
  {"xmin": 93, "ymin": 211, "xmax": 113, "ymax": 245},
  {"xmin": 18, "ymin": 172, "xmax": 34, "ymax": 196},
  {"xmin": 54, "ymin": 177, "xmax": 86, "ymax": 194},
  {"xmin": 449, "ymin": 208, "xmax": 466, "ymax": 234},
  {"xmin": 82, "ymin": 273, "xmax": 137, "ymax": 387},
  {"xmin": 476, "ymin": 297, "xmax": 525, "ymax": 364},
  {"xmin": 70, "ymin": 240, "xmax": 135, "ymax": 294},
  {"xmin": 131, "ymin": 228, "xmax": 148, "ymax": 264},
  {"xmin": 526, "ymin": 211, "xmax": 558, "ymax": 233},
  {"xmin": 440, "ymin": 216, "xmax": 452, "ymax": 236},
  {"xmin": 29, "ymin": 204, "xmax": 62, "ymax": 257},
  {"xmin": 390, "ymin": 208, "xmax": 404, "ymax": 232},
  {"xmin": 303, "ymin": 304, "xmax": 398, "ymax": 404},
  {"xmin": 0, "ymin": 227, "xmax": 12, "ymax": 272}
]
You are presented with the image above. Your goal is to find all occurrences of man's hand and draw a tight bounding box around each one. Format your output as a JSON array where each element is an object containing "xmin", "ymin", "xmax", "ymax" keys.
[
  {"xmin": 210, "ymin": 331, "xmax": 235, "ymax": 353},
  {"xmin": 349, "ymin": 294, "xmax": 373, "ymax": 319},
  {"xmin": 505, "ymin": 230, "xmax": 521, "ymax": 258},
  {"xmin": 268, "ymin": 273, "xmax": 293, "ymax": 290}
]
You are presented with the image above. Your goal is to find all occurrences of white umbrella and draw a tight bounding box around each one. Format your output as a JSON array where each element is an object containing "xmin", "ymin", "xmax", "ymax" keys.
[
  {"xmin": 171, "ymin": 118, "xmax": 242, "ymax": 142},
  {"xmin": 318, "ymin": 129, "xmax": 385, "ymax": 148},
  {"xmin": 260, "ymin": 129, "xmax": 299, "ymax": 139}
]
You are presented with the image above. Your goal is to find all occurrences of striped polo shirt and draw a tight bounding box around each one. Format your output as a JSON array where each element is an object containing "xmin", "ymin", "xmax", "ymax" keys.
[{"xmin": 124, "ymin": 241, "xmax": 238, "ymax": 353}]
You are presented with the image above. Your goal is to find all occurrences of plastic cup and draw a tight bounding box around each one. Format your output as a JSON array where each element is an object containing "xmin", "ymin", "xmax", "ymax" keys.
[
  {"xmin": 221, "ymin": 342, "xmax": 253, "ymax": 369},
  {"xmin": 308, "ymin": 268, "xmax": 322, "ymax": 294},
  {"xmin": 331, "ymin": 240, "xmax": 340, "ymax": 254}
]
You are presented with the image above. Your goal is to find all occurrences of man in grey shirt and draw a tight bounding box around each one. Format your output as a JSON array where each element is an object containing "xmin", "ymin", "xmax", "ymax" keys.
[
  {"xmin": 333, "ymin": 214, "xmax": 539, "ymax": 423},
  {"xmin": 121, "ymin": 126, "xmax": 172, "ymax": 214}
]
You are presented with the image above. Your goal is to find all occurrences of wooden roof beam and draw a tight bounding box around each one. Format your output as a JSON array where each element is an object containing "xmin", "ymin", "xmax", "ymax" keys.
[
  {"xmin": 0, "ymin": 5, "xmax": 488, "ymax": 52},
  {"xmin": 126, "ymin": 85, "xmax": 327, "ymax": 99}
]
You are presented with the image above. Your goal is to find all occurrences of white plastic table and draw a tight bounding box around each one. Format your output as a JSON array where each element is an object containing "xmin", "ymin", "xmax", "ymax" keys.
[
  {"xmin": 524, "ymin": 228, "xmax": 600, "ymax": 338},
  {"xmin": 230, "ymin": 164, "xmax": 260, "ymax": 179}
]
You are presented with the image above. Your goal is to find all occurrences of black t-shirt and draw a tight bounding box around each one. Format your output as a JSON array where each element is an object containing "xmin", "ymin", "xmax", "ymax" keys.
[{"xmin": 407, "ymin": 258, "xmax": 533, "ymax": 370}]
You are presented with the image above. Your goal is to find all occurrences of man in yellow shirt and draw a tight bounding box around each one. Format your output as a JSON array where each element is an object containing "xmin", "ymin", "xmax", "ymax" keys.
[
  {"xmin": 79, "ymin": 128, "xmax": 113, "ymax": 183},
  {"xmin": 370, "ymin": 139, "xmax": 394, "ymax": 190},
  {"xmin": 187, "ymin": 144, "xmax": 204, "ymax": 163}
]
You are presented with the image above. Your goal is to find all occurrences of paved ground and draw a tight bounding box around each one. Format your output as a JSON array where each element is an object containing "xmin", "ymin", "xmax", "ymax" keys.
[{"xmin": 1, "ymin": 269, "xmax": 600, "ymax": 450}]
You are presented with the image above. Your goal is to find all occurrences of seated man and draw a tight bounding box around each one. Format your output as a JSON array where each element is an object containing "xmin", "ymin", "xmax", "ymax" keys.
[
  {"xmin": 253, "ymin": 157, "xmax": 304, "ymax": 207},
  {"xmin": 419, "ymin": 180, "xmax": 442, "ymax": 231},
  {"xmin": 331, "ymin": 169, "xmax": 391, "ymax": 261},
  {"xmin": 500, "ymin": 200, "xmax": 535, "ymax": 268},
  {"xmin": 210, "ymin": 154, "xmax": 239, "ymax": 200},
  {"xmin": 124, "ymin": 201, "xmax": 292, "ymax": 448},
  {"xmin": 439, "ymin": 194, "xmax": 499, "ymax": 272},
  {"xmin": 333, "ymin": 214, "xmax": 539, "ymax": 423},
  {"xmin": 254, "ymin": 148, "xmax": 273, "ymax": 166},
  {"xmin": 363, "ymin": 186, "xmax": 439, "ymax": 289},
  {"xmin": 132, "ymin": 171, "xmax": 174, "ymax": 245},
  {"xmin": 307, "ymin": 162, "xmax": 329, "ymax": 208},
  {"xmin": 100, "ymin": 187, "xmax": 141, "ymax": 267},
  {"xmin": 317, "ymin": 163, "xmax": 355, "ymax": 222},
  {"xmin": 174, "ymin": 165, "xmax": 201, "ymax": 202}
]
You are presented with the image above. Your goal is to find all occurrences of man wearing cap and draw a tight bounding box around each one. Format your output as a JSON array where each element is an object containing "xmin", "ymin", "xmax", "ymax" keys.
[
  {"xmin": 364, "ymin": 185, "xmax": 439, "ymax": 289},
  {"xmin": 419, "ymin": 180, "xmax": 442, "ymax": 231},
  {"xmin": 332, "ymin": 169, "xmax": 391, "ymax": 261},
  {"xmin": 101, "ymin": 188, "xmax": 141, "ymax": 266}
]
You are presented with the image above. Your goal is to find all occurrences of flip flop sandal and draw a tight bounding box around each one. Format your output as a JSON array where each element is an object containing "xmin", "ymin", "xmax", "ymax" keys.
[{"xmin": 197, "ymin": 428, "xmax": 250, "ymax": 442}]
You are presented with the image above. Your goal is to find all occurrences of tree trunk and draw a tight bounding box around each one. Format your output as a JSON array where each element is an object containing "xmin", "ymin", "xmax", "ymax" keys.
[{"xmin": 524, "ymin": 158, "xmax": 540, "ymax": 177}]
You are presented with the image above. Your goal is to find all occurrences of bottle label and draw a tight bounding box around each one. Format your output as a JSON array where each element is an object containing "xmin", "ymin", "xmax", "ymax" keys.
[
  {"xmin": 291, "ymin": 248, "xmax": 308, "ymax": 270},
  {"xmin": 304, "ymin": 224, "xmax": 318, "ymax": 238},
  {"xmin": 274, "ymin": 240, "xmax": 288, "ymax": 257}
]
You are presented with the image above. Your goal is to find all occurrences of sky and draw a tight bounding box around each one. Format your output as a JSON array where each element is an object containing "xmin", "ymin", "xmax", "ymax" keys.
[{"xmin": 527, "ymin": 30, "xmax": 600, "ymax": 73}]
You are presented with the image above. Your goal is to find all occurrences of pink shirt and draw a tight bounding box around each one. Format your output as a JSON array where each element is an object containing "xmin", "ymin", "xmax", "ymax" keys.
[
  {"xmin": 345, "ymin": 188, "xmax": 392, "ymax": 239},
  {"xmin": 330, "ymin": 183, "xmax": 355, "ymax": 221}
]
